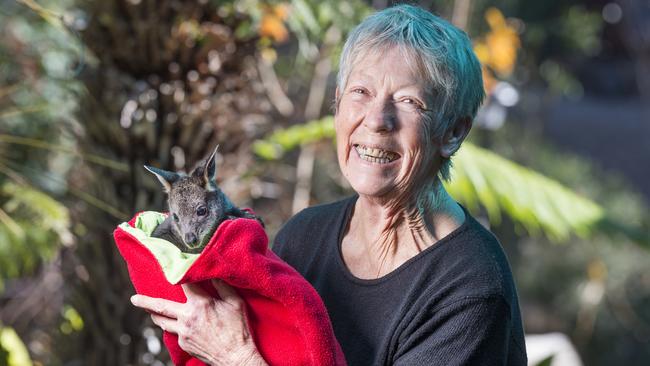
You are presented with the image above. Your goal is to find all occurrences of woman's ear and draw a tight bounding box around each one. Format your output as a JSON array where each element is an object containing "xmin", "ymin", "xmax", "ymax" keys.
[{"xmin": 440, "ymin": 117, "xmax": 472, "ymax": 158}]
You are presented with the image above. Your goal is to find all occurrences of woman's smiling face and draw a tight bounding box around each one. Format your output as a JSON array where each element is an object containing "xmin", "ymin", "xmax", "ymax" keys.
[{"xmin": 335, "ymin": 46, "xmax": 439, "ymax": 200}]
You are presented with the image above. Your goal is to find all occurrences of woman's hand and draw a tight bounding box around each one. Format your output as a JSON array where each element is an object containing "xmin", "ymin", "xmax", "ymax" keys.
[{"xmin": 130, "ymin": 279, "xmax": 267, "ymax": 366}]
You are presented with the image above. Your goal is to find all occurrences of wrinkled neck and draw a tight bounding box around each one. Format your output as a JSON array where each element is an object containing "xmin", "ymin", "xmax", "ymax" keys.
[{"xmin": 351, "ymin": 179, "xmax": 463, "ymax": 277}]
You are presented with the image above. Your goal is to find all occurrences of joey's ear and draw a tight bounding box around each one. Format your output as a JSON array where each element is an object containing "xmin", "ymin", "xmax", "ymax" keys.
[
  {"xmin": 202, "ymin": 145, "xmax": 219, "ymax": 191},
  {"xmin": 440, "ymin": 116, "xmax": 472, "ymax": 158},
  {"xmin": 144, "ymin": 165, "xmax": 180, "ymax": 193}
]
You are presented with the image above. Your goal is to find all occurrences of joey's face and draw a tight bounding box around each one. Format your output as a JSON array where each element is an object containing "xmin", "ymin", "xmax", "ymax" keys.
[
  {"xmin": 335, "ymin": 46, "xmax": 439, "ymax": 200},
  {"xmin": 168, "ymin": 177, "xmax": 227, "ymax": 251}
]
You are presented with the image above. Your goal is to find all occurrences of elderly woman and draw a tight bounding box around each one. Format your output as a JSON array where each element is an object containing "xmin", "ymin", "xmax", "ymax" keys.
[{"xmin": 131, "ymin": 4, "xmax": 527, "ymax": 365}]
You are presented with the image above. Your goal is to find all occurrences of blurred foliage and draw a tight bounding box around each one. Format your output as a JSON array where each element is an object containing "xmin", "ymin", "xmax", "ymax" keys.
[
  {"xmin": 0, "ymin": 0, "xmax": 78, "ymax": 291},
  {"xmin": 469, "ymin": 0, "xmax": 605, "ymax": 99},
  {"xmin": 0, "ymin": 326, "xmax": 32, "ymax": 366},
  {"xmin": 0, "ymin": 182, "xmax": 70, "ymax": 291},
  {"xmin": 474, "ymin": 7, "xmax": 520, "ymax": 92},
  {"xmin": 59, "ymin": 306, "xmax": 83, "ymax": 335},
  {"xmin": 283, "ymin": 0, "xmax": 372, "ymax": 62},
  {"xmin": 253, "ymin": 115, "xmax": 334, "ymax": 159},
  {"xmin": 0, "ymin": 1, "xmax": 83, "ymax": 364},
  {"xmin": 538, "ymin": 59, "xmax": 584, "ymax": 99}
]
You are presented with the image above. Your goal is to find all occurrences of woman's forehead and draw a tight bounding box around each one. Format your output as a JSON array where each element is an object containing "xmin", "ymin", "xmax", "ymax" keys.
[{"xmin": 348, "ymin": 46, "xmax": 431, "ymax": 90}]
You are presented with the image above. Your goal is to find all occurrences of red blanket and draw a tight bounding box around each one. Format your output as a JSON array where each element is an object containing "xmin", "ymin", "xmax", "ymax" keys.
[{"xmin": 113, "ymin": 212, "xmax": 346, "ymax": 366}]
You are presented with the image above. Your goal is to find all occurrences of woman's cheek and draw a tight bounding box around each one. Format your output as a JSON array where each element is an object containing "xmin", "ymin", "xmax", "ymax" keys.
[
  {"xmin": 397, "ymin": 149, "xmax": 424, "ymax": 187},
  {"xmin": 334, "ymin": 120, "xmax": 353, "ymax": 165}
]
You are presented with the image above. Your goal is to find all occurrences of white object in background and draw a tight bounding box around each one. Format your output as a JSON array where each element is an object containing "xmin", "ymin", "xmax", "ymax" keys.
[{"xmin": 525, "ymin": 332, "xmax": 583, "ymax": 366}]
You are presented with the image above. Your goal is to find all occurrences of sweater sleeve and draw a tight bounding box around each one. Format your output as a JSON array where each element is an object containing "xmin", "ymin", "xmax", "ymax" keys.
[{"xmin": 393, "ymin": 295, "xmax": 520, "ymax": 366}]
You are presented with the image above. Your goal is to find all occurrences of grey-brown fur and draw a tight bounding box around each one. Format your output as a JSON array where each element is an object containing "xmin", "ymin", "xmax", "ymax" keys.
[{"xmin": 145, "ymin": 147, "xmax": 262, "ymax": 254}]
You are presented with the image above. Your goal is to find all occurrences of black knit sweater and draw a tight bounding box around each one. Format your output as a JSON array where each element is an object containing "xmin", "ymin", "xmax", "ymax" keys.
[{"xmin": 272, "ymin": 196, "xmax": 527, "ymax": 366}]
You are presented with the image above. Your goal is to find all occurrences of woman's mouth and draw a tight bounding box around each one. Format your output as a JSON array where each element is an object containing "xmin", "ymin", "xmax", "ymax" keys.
[{"xmin": 353, "ymin": 144, "xmax": 400, "ymax": 164}]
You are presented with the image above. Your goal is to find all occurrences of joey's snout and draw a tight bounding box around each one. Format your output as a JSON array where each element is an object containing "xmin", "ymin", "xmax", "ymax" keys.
[{"xmin": 184, "ymin": 232, "xmax": 198, "ymax": 246}]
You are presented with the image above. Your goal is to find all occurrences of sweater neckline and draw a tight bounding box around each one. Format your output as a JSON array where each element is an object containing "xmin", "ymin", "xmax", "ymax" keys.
[{"xmin": 334, "ymin": 195, "xmax": 472, "ymax": 286}]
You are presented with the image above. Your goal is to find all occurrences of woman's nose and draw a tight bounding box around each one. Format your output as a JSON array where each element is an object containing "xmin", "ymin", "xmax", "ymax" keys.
[{"xmin": 363, "ymin": 100, "xmax": 396, "ymax": 132}]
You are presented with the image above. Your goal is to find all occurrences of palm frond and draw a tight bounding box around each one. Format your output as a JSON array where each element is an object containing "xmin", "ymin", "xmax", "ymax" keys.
[
  {"xmin": 0, "ymin": 182, "xmax": 70, "ymax": 290},
  {"xmin": 2, "ymin": 182, "xmax": 69, "ymax": 235},
  {"xmin": 447, "ymin": 143, "xmax": 604, "ymax": 242}
]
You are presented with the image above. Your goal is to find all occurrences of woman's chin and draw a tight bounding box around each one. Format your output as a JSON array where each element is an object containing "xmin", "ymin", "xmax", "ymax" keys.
[{"xmin": 347, "ymin": 177, "xmax": 396, "ymax": 199}]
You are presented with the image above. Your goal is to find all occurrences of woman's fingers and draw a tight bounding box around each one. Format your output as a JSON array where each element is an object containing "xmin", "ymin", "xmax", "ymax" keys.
[
  {"xmin": 130, "ymin": 283, "xmax": 262, "ymax": 364},
  {"xmin": 211, "ymin": 279, "xmax": 242, "ymax": 308},
  {"xmin": 131, "ymin": 294, "xmax": 180, "ymax": 319},
  {"xmin": 150, "ymin": 313, "xmax": 180, "ymax": 334}
]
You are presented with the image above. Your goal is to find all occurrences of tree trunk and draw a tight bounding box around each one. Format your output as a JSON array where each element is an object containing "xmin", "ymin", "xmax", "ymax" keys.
[{"xmin": 61, "ymin": 1, "xmax": 273, "ymax": 363}]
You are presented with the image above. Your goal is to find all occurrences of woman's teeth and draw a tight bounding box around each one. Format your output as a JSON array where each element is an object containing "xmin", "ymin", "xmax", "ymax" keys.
[{"xmin": 354, "ymin": 145, "xmax": 398, "ymax": 164}]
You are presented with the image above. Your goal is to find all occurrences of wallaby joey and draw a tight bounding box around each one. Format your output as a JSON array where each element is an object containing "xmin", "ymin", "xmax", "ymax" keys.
[{"xmin": 144, "ymin": 147, "xmax": 263, "ymax": 254}]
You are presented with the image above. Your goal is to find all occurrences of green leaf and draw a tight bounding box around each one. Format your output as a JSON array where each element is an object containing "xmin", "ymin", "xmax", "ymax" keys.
[
  {"xmin": 0, "ymin": 326, "xmax": 32, "ymax": 366},
  {"xmin": 535, "ymin": 354, "xmax": 555, "ymax": 366},
  {"xmin": 253, "ymin": 115, "xmax": 334, "ymax": 159},
  {"xmin": 60, "ymin": 305, "xmax": 84, "ymax": 334}
]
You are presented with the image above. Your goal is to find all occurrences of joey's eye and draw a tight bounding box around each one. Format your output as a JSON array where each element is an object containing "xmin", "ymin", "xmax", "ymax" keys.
[
  {"xmin": 196, "ymin": 206, "xmax": 207, "ymax": 216},
  {"xmin": 173, "ymin": 213, "xmax": 179, "ymax": 222}
]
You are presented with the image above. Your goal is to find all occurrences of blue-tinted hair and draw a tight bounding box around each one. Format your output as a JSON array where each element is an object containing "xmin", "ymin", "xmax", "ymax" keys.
[{"xmin": 337, "ymin": 4, "xmax": 485, "ymax": 180}]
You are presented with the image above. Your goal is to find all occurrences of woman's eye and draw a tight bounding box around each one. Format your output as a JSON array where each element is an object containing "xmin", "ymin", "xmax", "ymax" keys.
[
  {"xmin": 402, "ymin": 97, "xmax": 421, "ymax": 106},
  {"xmin": 351, "ymin": 88, "xmax": 367, "ymax": 95},
  {"xmin": 196, "ymin": 207, "xmax": 207, "ymax": 216},
  {"xmin": 173, "ymin": 213, "xmax": 179, "ymax": 222},
  {"xmin": 397, "ymin": 97, "xmax": 425, "ymax": 111}
]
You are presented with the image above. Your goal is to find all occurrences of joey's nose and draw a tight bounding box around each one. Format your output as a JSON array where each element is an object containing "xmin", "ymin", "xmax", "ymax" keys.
[{"xmin": 184, "ymin": 233, "xmax": 197, "ymax": 245}]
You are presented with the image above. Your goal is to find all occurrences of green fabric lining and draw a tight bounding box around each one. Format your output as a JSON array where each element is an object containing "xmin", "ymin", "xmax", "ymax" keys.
[{"xmin": 118, "ymin": 211, "xmax": 200, "ymax": 284}]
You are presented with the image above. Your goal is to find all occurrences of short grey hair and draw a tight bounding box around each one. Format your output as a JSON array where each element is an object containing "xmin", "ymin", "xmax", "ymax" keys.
[{"xmin": 336, "ymin": 4, "xmax": 485, "ymax": 181}]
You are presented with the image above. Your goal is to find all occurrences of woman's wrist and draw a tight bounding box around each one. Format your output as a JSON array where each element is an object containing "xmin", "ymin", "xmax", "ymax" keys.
[
  {"xmin": 239, "ymin": 342, "xmax": 268, "ymax": 366},
  {"xmin": 219, "ymin": 342, "xmax": 267, "ymax": 366},
  {"xmin": 207, "ymin": 341, "xmax": 266, "ymax": 366}
]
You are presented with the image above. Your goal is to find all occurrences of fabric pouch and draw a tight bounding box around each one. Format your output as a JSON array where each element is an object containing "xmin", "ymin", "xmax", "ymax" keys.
[{"xmin": 113, "ymin": 211, "xmax": 346, "ymax": 366}]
